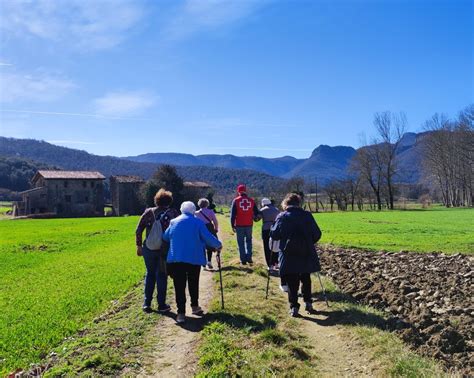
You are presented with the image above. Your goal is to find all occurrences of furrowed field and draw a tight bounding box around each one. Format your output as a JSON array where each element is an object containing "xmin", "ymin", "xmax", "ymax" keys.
[{"xmin": 0, "ymin": 208, "xmax": 472, "ymax": 375}]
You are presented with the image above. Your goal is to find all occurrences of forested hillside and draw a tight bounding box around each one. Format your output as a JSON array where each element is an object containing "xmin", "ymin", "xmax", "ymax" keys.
[
  {"xmin": 0, "ymin": 157, "xmax": 57, "ymax": 192},
  {"xmin": 0, "ymin": 137, "xmax": 285, "ymax": 194}
]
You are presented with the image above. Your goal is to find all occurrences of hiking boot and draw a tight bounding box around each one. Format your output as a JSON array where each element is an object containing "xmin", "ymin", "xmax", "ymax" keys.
[
  {"xmin": 279, "ymin": 284, "xmax": 288, "ymax": 293},
  {"xmin": 240, "ymin": 261, "xmax": 247, "ymax": 265},
  {"xmin": 142, "ymin": 305, "xmax": 153, "ymax": 313},
  {"xmin": 247, "ymin": 259, "xmax": 254, "ymax": 264},
  {"xmin": 192, "ymin": 306, "xmax": 204, "ymax": 316},
  {"xmin": 176, "ymin": 313, "xmax": 186, "ymax": 324},
  {"xmin": 305, "ymin": 302, "xmax": 314, "ymax": 313},
  {"xmin": 206, "ymin": 262, "xmax": 213, "ymax": 270},
  {"xmin": 157, "ymin": 304, "xmax": 171, "ymax": 313},
  {"xmin": 289, "ymin": 307, "xmax": 299, "ymax": 317}
]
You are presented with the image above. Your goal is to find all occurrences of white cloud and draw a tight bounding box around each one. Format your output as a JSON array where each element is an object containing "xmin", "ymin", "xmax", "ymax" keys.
[
  {"xmin": 164, "ymin": 0, "xmax": 268, "ymax": 40},
  {"xmin": 0, "ymin": 71, "xmax": 76, "ymax": 103},
  {"xmin": 0, "ymin": 0, "xmax": 145, "ymax": 51},
  {"xmin": 93, "ymin": 91, "xmax": 157, "ymax": 117}
]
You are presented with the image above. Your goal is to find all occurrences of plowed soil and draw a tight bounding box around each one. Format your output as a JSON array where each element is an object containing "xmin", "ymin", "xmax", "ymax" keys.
[{"xmin": 320, "ymin": 247, "xmax": 473, "ymax": 376}]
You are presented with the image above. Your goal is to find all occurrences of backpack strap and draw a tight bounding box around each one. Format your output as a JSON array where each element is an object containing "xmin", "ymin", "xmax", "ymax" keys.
[
  {"xmin": 152, "ymin": 208, "xmax": 168, "ymax": 224},
  {"xmin": 198, "ymin": 209, "xmax": 213, "ymax": 224}
]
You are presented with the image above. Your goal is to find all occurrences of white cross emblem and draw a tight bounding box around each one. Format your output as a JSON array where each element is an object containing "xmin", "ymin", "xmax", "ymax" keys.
[{"xmin": 239, "ymin": 198, "xmax": 252, "ymax": 211}]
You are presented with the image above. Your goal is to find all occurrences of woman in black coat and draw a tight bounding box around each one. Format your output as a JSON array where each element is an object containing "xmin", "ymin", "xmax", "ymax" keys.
[{"xmin": 270, "ymin": 192, "xmax": 322, "ymax": 316}]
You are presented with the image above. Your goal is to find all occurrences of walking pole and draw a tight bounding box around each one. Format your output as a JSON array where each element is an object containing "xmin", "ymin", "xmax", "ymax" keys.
[
  {"xmin": 216, "ymin": 250, "xmax": 225, "ymax": 310},
  {"xmin": 316, "ymin": 272, "xmax": 330, "ymax": 307},
  {"xmin": 265, "ymin": 267, "xmax": 271, "ymax": 299}
]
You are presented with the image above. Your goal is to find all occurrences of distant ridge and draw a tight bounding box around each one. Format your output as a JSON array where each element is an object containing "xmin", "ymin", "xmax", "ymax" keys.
[
  {"xmin": 123, "ymin": 132, "xmax": 423, "ymax": 184},
  {"xmin": 0, "ymin": 133, "xmax": 424, "ymax": 193},
  {"xmin": 0, "ymin": 137, "xmax": 286, "ymax": 193}
]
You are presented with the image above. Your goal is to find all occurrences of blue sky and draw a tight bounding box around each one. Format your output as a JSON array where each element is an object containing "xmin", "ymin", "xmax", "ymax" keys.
[{"xmin": 0, "ymin": 0, "xmax": 472, "ymax": 158}]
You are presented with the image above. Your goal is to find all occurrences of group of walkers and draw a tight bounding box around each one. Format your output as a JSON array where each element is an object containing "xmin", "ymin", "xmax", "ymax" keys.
[{"xmin": 135, "ymin": 184, "xmax": 322, "ymax": 324}]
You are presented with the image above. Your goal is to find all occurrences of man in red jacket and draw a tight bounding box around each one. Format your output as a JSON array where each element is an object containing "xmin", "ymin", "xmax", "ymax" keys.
[{"xmin": 230, "ymin": 184, "xmax": 260, "ymax": 264}]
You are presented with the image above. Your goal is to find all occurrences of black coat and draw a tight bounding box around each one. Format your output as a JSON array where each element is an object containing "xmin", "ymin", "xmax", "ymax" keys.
[{"xmin": 270, "ymin": 206, "xmax": 322, "ymax": 275}]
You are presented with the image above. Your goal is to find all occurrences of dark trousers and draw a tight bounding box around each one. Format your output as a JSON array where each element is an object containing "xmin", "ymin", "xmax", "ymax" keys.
[
  {"xmin": 168, "ymin": 263, "xmax": 201, "ymax": 314},
  {"xmin": 207, "ymin": 249, "xmax": 213, "ymax": 262},
  {"xmin": 262, "ymin": 229, "xmax": 278, "ymax": 267},
  {"xmin": 282, "ymin": 273, "xmax": 312, "ymax": 309},
  {"xmin": 142, "ymin": 246, "xmax": 168, "ymax": 308}
]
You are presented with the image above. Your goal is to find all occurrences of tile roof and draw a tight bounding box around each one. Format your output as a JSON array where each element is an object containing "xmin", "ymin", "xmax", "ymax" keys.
[
  {"xmin": 184, "ymin": 181, "xmax": 211, "ymax": 188},
  {"xmin": 36, "ymin": 170, "xmax": 106, "ymax": 180},
  {"xmin": 110, "ymin": 175, "xmax": 144, "ymax": 183}
]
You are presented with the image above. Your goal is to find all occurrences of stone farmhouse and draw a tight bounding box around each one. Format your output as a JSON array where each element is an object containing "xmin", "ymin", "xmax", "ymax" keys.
[
  {"xmin": 110, "ymin": 175, "xmax": 145, "ymax": 216},
  {"xmin": 13, "ymin": 170, "xmax": 105, "ymax": 217}
]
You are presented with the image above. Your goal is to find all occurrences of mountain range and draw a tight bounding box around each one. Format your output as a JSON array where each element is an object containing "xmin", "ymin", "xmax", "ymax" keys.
[
  {"xmin": 123, "ymin": 132, "xmax": 423, "ymax": 184},
  {"xmin": 0, "ymin": 132, "xmax": 423, "ymax": 194}
]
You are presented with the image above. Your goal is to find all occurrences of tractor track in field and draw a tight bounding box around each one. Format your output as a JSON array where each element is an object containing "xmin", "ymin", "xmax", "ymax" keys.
[{"xmin": 320, "ymin": 246, "xmax": 473, "ymax": 375}]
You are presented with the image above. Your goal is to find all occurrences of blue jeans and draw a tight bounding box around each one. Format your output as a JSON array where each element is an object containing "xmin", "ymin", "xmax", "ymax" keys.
[
  {"xmin": 142, "ymin": 245, "xmax": 168, "ymax": 308},
  {"xmin": 236, "ymin": 226, "xmax": 253, "ymax": 262}
]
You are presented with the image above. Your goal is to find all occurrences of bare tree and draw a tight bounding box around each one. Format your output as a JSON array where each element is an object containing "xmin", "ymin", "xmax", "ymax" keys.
[
  {"xmin": 351, "ymin": 144, "xmax": 384, "ymax": 210},
  {"xmin": 422, "ymin": 107, "xmax": 473, "ymax": 207},
  {"xmin": 374, "ymin": 111, "xmax": 407, "ymax": 209}
]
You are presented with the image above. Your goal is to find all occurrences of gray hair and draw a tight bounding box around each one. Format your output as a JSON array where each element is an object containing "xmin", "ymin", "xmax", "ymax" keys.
[
  {"xmin": 198, "ymin": 198, "xmax": 209, "ymax": 208},
  {"xmin": 180, "ymin": 201, "xmax": 196, "ymax": 214}
]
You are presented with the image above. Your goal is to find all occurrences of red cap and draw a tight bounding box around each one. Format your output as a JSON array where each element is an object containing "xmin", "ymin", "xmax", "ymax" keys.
[{"xmin": 237, "ymin": 184, "xmax": 247, "ymax": 193}]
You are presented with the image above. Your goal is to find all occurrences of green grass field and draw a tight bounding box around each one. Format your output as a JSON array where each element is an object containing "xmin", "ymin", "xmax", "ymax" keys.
[
  {"xmin": 0, "ymin": 208, "xmax": 472, "ymax": 375},
  {"xmin": 0, "ymin": 201, "xmax": 12, "ymax": 219},
  {"xmin": 315, "ymin": 208, "xmax": 473, "ymax": 253},
  {"xmin": 0, "ymin": 216, "xmax": 143, "ymax": 376}
]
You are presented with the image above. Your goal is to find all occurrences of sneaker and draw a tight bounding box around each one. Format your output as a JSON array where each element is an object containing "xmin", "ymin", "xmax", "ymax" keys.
[
  {"xmin": 176, "ymin": 313, "xmax": 186, "ymax": 324},
  {"xmin": 192, "ymin": 306, "xmax": 204, "ymax": 316},
  {"xmin": 158, "ymin": 304, "xmax": 171, "ymax": 313},
  {"xmin": 279, "ymin": 285, "xmax": 289, "ymax": 293},
  {"xmin": 142, "ymin": 305, "xmax": 153, "ymax": 313},
  {"xmin": 305, "ymin": 302, "xmax": 314, "ymax": 313},
  {"xmin": 290, "ymin": 307, "xmax": 299, "ymax": 317},
  {"xmin": 206, "ymin": 262, "xmax": 213, "ymax": 270}
]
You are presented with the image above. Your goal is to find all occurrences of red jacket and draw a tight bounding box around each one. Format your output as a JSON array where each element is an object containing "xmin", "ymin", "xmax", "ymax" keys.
[{"xmin": 230, "ymin": 195, "xmax": 259, "ymax": 227}]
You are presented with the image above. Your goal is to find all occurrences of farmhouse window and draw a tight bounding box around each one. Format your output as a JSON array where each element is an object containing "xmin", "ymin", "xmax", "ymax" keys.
[
  {"xmin": 90, "ymin": 182, "xmax": 95, "ymax": 188},
  {"xmin": 65, "ymin": 195, "xmax": 72, "ymax": 203},
  {"xmin": 64, "ymin": 181, "xmax": 68, "ymax": 188},
  {"xmin": 85, "ymin": 196, "xmax": 89, "ymax": 202},
  {"xmin": 83, "ymin": 181, "xmax": 87, "ymax": 188}
]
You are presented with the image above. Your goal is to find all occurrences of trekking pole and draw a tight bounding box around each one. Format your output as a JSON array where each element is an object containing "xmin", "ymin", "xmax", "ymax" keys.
[
  {"xmin": 265, "ymin": 267, "xmax": 271, "ymax": 299},
  {"xmin": 316, "ymin": 272, "xmax": 330, "ymax": 307},
  {"xmin": 216, "ymin": 250, "xmax": 225, "ymax": 310}
]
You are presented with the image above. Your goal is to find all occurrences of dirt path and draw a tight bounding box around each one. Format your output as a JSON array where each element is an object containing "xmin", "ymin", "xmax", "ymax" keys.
[
  {"xmin": 139, "ymin": 267, "xmax": 215, "ymax": 377},
  {"xmin": 298, "ymin": 304, "xmax": 382, "ymax": 376},
  {"xmin": 259, "ymin": 241, "xmax": 383, "ymax": 376},
  {"xmin": 133, "ymin": 226, "xmax": 383, "ymax": 377},
  {"xmin": 131, "ymin": 231, "xmax": 229, "ymax": 378}
]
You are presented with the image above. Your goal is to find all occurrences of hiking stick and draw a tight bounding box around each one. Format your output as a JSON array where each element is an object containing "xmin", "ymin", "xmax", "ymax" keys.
[
  {"xmin": 265, "ymin": 267, "xmax": 271, "ymax": 299},
  {"xmin": 316, "ymin": 272, "xmax": 330, "ymax": 307},
  {"xmin": 216, "ymin": 251, "xmax": 225, "ymax": 310}
]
